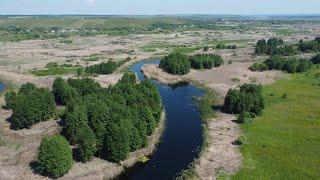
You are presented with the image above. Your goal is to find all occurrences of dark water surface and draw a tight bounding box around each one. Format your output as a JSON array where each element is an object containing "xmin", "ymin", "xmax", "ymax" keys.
[
  {"xmin": 0, "ymin": 82, "xmax": 5, "ymax": 92},
  {"xmin": 117, "ymin": 60, "xmax": 204, "ymax": 180}
]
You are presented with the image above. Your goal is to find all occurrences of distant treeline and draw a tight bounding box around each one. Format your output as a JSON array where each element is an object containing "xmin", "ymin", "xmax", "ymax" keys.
[
  {"xmin": 160, "ymin": 53, "xmax": 224, "ymax": 75},
  {"xmin": 255, "ymin": 37, "xmax": 320, "ymax": 56},
  {"xmin": 5, "ymin": 73, "xmax": 162, "ymax": 178}
]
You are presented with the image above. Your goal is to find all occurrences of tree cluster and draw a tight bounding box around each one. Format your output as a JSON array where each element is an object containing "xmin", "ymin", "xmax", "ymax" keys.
[
  {"xmin": 264, "ymin": 56, "xmax": 312, "ymax": 73},
  {"xmin": 5, "ymin": 83, "xmax": 55, "ymax": 130},
  {"xmin": 85, "ymin": 61, "xmax": 118, "ymax": 74},
  {"xmin": 298, "ymin": 37, "xmax": 320, "ymax": 52},
  {"xmin": 255, "ymin": 38, "xmax": 296, "ymax": 56},
  {"xmin": 189, "ymin": 54, "xmax": 224, "ymax": 69},
  {"xmin": 249, "ymin": 56, "xmax": 313, "ymax": 73},
  {"xmin": 53, "ymin": 73, "xmax": 162, "ymax": 163},
  {"xmin": 160, "ymin": 53, "xmax": 224, "ymax": 74},
  {"xmin": 224, "ymin": 83, "xmax": 264, "ymax": 115},
  {"xmin": 159, "ymin": 53, "xmax": 191, "ymax": 75}
]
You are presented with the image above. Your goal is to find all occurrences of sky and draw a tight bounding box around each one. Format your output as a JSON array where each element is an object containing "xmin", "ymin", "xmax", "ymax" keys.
[{"xmin": 1, "ymin": 0, "xmax": 320, "ymax": 15}]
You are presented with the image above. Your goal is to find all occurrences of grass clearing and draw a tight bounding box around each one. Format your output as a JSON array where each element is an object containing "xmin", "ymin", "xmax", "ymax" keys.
[
  {"xmin": 30, "ymin": 67, "xmax": 80, "ymax": 76},
  {"xmin": 233, "ymin": 66, "xmax": 320, "ymax": 179}
]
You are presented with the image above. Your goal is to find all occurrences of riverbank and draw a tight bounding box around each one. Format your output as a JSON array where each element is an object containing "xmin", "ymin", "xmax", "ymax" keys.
[{"xmin": 141, "ymin": 63, "xmax": 282, "ymax": 179}]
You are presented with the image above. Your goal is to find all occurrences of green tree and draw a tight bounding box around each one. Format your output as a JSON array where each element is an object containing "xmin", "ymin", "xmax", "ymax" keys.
[
  {"xmin": 75, "ymin": 126, "xmax": 97, "ymax": 162},
  {"xmin": 4, "ymin": 91, "xmax": 17, "ymax": 109},
  {"xmin": 159, "ymin": 52, "xmax": 191, "ymax": 75},
  {"xmin": 37, "ymin": 135, "xmax": 73, "ymax": 178}
]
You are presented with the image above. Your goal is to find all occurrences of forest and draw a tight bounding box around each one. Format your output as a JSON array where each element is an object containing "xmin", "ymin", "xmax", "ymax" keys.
[
  {"xmin": 5, "ymin": 73, "xmax": 162, "ymax": 178},
  {"xmin": 160, "ymin": 53, "xmax": 224, "ymax": 74}
]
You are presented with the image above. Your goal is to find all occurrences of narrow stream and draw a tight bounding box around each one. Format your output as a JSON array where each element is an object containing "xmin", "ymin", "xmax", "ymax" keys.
[{"xmin": 117, "ymin": 60, "xmax": 204, "ymax": 180}]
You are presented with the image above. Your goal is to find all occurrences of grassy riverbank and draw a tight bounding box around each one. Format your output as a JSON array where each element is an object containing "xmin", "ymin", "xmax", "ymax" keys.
[{"xmin": 232, "ymin": 66, "xmax": 320, "ymax": 179}]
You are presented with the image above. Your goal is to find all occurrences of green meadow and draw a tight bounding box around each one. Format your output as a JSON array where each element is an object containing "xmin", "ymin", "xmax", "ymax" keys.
[{"xmin": 233, "ymin": 66, "xmax": 320, "ymax": 179}]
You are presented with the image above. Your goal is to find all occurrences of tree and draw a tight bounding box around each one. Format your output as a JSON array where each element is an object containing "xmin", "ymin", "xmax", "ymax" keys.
[
  {"xmin": 37, "ymin": 135, "xmax": 73, "ymax": 178},
  {"xmin": 189, "ymin": 54, "xmax": 224, "ymax": 69},
  {"xmin": 159, "ymin": 53, "xmax": 191, "ymax": 75},
  {"xmin": 62, "ymin": 98, "xmax": 88, "ymax": 144},
  {"xmin": 75, "ymin": 126, "xmax": 97, "ymax": 162},
  {"xmin": 311, "ymin": 54, "xmax": 320, "ymax": 64},
  {"xmin": 224, "ymin": 84, "xmax": 264, "ymax": 115},
  {"xmin": 4, "ymin": 91, "xmax": 17, "ymax": 109},
  {"xmin": 103, "ymin": 115, "xmax": 131, "ymax": 162},
  {"xmin": 85, "ymin": 61, "xmax": 118, "ymax": 74}
]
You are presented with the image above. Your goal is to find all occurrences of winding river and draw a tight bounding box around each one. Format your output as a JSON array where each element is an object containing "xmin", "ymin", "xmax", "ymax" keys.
[{"xmin": 117, "ymin": 60, "xmax": 204, "ymax": 179}]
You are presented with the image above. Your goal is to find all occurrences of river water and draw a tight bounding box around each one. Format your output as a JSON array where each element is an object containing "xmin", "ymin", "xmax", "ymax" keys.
[
  {"xmin": 0, "ymin": 82, "xmax": 5, "ymax": 92},
  {"xmin": 117, "ymin": 60, "xmax": 204, "ymax": 180}
]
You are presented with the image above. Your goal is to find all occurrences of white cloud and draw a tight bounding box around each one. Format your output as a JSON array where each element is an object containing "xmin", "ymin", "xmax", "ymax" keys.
[{"xmin": 85, "ymin": 0, "xmax": 96, "ymax": 7}]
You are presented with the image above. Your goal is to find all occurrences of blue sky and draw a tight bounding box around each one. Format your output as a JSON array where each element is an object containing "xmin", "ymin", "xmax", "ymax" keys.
[{"xmin": 1, "ymin": 0, "xmax": 320, "ymax": 15}]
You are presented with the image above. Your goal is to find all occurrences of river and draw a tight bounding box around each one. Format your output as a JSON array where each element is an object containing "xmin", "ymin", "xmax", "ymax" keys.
[{"xmin": 117, "ymin": 60, "xmax": 204, "ymax": 179}]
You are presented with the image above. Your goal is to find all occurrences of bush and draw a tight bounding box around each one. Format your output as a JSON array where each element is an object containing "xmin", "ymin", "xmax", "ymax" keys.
[
  {"xmin": 45, "ymin": 62, "xmax": 59, "ymax": 68},
  {"xmin": 189, "ymin": 54, "xmax": 224, "ymax": 69},
  {"xmin": 37, "ymin": 135, "xmax": 73, "ymax": 178},
  {"xmin": 159, "ymin": 53, "xmax": 191, "ymax": 75},
  {"xmin": 10, "ymin": 83, "xmax": 55, "ymax": 130},
  {"xmin": 224, "ymin": 84, "xmax": 264, "ymax": 115},
  {"xmin": 249, "ymin": 63, "xmax": 268, "ymax": 72}
]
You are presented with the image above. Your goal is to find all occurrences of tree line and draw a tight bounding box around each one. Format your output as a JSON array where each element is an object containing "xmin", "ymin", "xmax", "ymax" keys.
[
  {"xmin": 255, "ymin": 37, "xmax": 320, "ymax": 56},
  {"xmin": 85, "ymin": 61, "xmax": 118, "ymax": 74},
  {"xmin": 249, "ymin": 55, "xmax": 315, "ymax": 73},
  {"xmin": 160, "ymin": 52, "xmax": 224, "ymax": 75},
  {"xmin": 5, "ymin": 73, "xmax": 162, "ymax": 178}
]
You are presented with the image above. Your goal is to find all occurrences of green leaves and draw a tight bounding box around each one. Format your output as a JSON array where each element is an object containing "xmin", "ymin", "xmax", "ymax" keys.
[
  {"xmin": 37, "ymin": 135, "xmax": 73, "ymax": 178},
  {"xmin": 10, "ymin": 83, "xmax": 55, "ymax": 130},
  {"xmin": 160, "ymin": 52, "xmax": 191, "ymax": 75}
]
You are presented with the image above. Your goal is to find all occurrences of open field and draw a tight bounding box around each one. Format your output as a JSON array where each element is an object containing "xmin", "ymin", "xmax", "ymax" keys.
[{"xmin": 232, "ymin": 67, "xmax": 320, "ymax": 179}]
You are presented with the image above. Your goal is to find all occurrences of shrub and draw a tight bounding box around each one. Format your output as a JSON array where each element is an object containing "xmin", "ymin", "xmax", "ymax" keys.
[
  {"xmin": 189, "ymin": 54, "xmax": 224, "ymax": 69},
  {"xmin": 37, "ymin": 135, "xmax": 73, "ymax": 178},
  {"xmin": 159, "ymin": 53, "xmax": 191, "ymax": 75},
  {"xmin": 45, "ymin": 62, "xmax": 59, "ymax": 68},
  {"xmin": 249, "ymin": 63, "xmax": 268, "ymax": 72}
]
